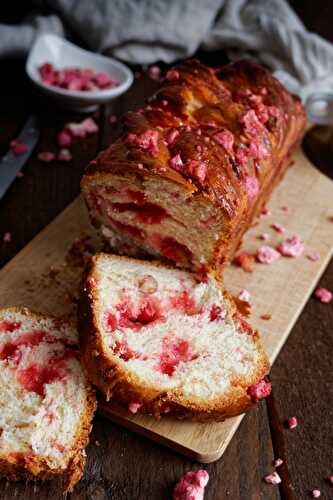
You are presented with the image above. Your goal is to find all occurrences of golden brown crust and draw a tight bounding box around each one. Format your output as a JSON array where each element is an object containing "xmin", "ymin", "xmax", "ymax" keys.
[
  {"xmin": 0, "ymin": 307, "xmax": 97, "ymax": 492},
  {"xmin": 78, "ymin": 254, "xmax": 270, "ymax": 421},
  {"xmin": 81, "ymin": 59, "xmax": 306, "ymax": 273}
]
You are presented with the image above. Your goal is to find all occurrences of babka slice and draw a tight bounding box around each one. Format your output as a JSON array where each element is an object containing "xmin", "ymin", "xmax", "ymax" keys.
[
  {"xmin": 0, "ymin": 308, "xmax": 96, "ymax": 491},
  {"xmin": 79, "ymin": 254, "xmax": 271, "ymax": 420}
]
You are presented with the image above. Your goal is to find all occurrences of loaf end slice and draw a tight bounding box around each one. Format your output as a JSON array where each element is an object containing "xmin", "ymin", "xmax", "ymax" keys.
[
  {"xmin": 79, "ymin": 254, "xmax": 271, "ymax": 421},
  {"xmin": 0, "ymin": 307, "xmax": 96, "ymax": 491}
]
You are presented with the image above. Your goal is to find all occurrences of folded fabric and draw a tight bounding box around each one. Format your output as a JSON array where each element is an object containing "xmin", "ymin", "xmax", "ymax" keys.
[{"xmin": 1, "ymin": 0, "xmax": 333, "ymax": 102}]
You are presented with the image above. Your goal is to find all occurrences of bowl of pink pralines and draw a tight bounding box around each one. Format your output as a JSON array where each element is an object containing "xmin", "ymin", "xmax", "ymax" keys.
[{"xmin": 26, "ymin": 34, "xmax": 133, "ymax": 111}]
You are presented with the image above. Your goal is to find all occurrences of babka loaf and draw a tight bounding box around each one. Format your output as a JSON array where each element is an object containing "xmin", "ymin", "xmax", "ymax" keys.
[
  {"xmin": 79, "ymin": 254, "xmax": 271, "ymax": 420},
  {"xmin": 81, "ymin": 59, "xmax": 306, "ymax": 274},
  {"xmin": 0, "ymin": 308, "xmax": 96, "ymax": 491}
]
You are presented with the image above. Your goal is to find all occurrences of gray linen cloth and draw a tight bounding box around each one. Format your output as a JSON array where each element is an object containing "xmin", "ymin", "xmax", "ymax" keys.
[{"xmin": 1, "ymin": 0, "xmax": 333, "ymax": 102}]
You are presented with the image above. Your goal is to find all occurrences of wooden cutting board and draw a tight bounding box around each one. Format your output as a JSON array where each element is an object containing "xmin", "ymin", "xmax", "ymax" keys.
[{"xmin": 0, "ymin": 148, "xmax": 332, "ymax": 463}]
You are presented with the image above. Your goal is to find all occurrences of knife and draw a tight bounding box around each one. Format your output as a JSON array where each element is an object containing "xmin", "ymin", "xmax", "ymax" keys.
[{"xmin": 0, "ymin": 114, "xmax": 40, "ymax": 200}]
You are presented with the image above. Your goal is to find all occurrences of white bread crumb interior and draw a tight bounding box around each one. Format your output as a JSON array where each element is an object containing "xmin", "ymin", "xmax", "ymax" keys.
[
  {"xmin": 93, "ymin": 255, "xmax": 262, "ymax": 402},
  {"xmin": 0, "ymin": 309, "xmax": 88, "ymax": 470}
]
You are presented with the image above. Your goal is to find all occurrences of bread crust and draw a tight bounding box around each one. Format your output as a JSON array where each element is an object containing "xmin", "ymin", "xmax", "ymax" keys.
[
  {"xmin": 78, "ymin": 254, "xmax": 270, "ymax": 421},
  {"xmin": 81, "ymin": 59, "xmax": 306, "ymax": 273},
  {"xmin": 0, "ymin": 307, "xmax": 97, "ymax": 492}
]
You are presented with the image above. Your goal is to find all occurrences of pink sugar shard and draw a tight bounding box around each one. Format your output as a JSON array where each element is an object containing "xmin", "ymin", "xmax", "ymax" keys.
[
  {"xmin": 271, "ymin": 223, "xmax": 285, "ymax": 234},
  {"xmin": 128, "ymin": 402, "xmax": 142, "ymax": 414},
  {"xmin": 264, "ymin": 472, "xmax": 281, "ymax": 485},
  {"xmin": 81, "ymin": 118, "xmax": 98, "ymax": 134},
  {"xmin": 238, "ymin": 289, "xmax": 251, "ymax": 302},
  {"xmin": 173, "ymin": 470, "xmax": 209, "ymax": 500},
  {"xmin": 37, "ymin": 152, "xmax": 55, "ymax": 163},
  {"xmin": 287, "ymin": 416, "xmax": 298, "ymax": 429},
  {"xmin": 258, "ymin": 233, "xmax": 270, "ymax": 241},
  {"xmin": 277, "ymin": 234, "xmax": 304, "ymax": 257},
  {"xmin": 314, "ymin": 287, "xmax": 332, "ymax": 304},
  {"xmin": 256, "ymin": 245, "xmax": 280, "ymax": 264},
  {"xmin": 306, "ymin": 252, "xmax": 320, "ymax": 262},
  {"xmin": 57, "ymin": 149, "xmax": 72, "ymax": 162},
  {"xmin": 148, "ymin": 65, "xmax": 161, "ymax": 80},
  {"xmin": 57, "ymin": 130, "xmax": 72, "ymax": 147},
  {"xmin": 11, "ymin": 141, "xmax": 28, "ymax": 155},
  {"xmin": 244, "ymin": 176, "xmax": 259, "ymax": 199},
  {"xmin": 273, "ymin": 458, "xmax": 283, "ymax": 468},
  {"xmin": 247, "ymin": 378, "xmax": 271, "ymax": 401},
  {"xmin": 3, "ymin": 232, "xmax": 12, "ymax": 243}
]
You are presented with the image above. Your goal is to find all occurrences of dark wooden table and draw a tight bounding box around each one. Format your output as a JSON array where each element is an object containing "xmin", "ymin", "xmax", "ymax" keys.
[{"xmin": 1, "ymin": 2, "xmax": 332, "ymax": 499}]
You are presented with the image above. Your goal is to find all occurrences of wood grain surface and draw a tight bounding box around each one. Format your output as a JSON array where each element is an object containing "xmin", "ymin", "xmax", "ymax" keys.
[{"xmin": 0, "ymin": 2, "xmax": 333, "ymax": 499}]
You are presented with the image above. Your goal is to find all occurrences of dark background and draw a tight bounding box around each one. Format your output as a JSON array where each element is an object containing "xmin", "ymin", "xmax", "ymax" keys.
[{"xmin": 0, "ymin": 1, "xmax": 333, "ymax": 499}]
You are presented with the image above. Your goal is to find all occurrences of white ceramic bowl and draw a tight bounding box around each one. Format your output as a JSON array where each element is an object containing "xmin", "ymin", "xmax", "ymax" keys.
[{"xmin": 26, "ymin": 34, "xmax": 133, "ymax": 111}]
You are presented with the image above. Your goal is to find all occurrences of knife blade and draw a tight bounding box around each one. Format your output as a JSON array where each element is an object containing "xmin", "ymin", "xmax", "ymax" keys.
[{"xmin": 0, "ymin": 114, "xmax": 40, "ymax": 200}]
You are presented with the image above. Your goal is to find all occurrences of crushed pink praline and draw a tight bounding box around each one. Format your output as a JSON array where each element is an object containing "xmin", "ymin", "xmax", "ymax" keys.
[
  {"xmin": 287, "ymin": 416, "xmax": 298, "ymax": 429},
  {"xmin": 271, "ymin": 223, "xmax": 285, "ymax": 234},
  {"xmin": 126, "ymin": 129, "xmax": 159, "ymax": 157},
  {"xmin": 57, "ymin": 149, "xmax": 72, "ymax": 162},
  {"xmin": 277, "ymin": 234, "xmax": 304, "ymax": 257},
  {"xmin": 3, "ymin": 232, "xmax": 12, "ymax": 243},
  {"xmin": 306, "ymin": 252, "xmax": 320, "ymax": 262},
  {"xmin": 273, "ymin": 458, "xmax": 283, "ymax": 468},
  {"xmin": 37, "ymin": 152, "xmax": 55, "ymax": 163},
  {"xmin": 244, "ymin": 176, "xmax": 259, "ymax": 199},
  {"xmin": 173, "ymin": 469, "xmax": 209, "ymax": 500},
  {"xmin": 10, "ymin": 141, "xmax": 28, "ymax": 155},
  {"xmin": 238, "ymin": 289, "xmax": 251, "ymax": 302},
  {"xmin": 247, "ymin": 378, "xmax": 271, "ymax": 401},
  {"xmin": 312, "ymin": 490, "xmax": 321, "ymax": 498},
  {"xmin": 148, "ymin": 65, "xmax": 161, "ymax": 80},
  {"xmin": 264, "ymin": 472, "xmax": 281, "ymax": 485},
  {"xmin": 128, "ymin": 402, "xmax": 142, "ymax": 414},
  {"xmin": 57, "ymin": 130, "xmax": 72, "ymax": 147},
  {"xmin": 256, "ymin": 245, "xmax": 280, "ymax": 264},
  {"xmin": 314, "ymin": 287, "xmax": 332, "ymax": 304},
  {"xmin": 38, "ymin": 62, "xmax": 119, "ymax": 91}
]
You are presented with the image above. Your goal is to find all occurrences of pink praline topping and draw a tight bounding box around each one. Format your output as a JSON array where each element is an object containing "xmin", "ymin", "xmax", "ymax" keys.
[
  {"xmin": 169, "ymin": 154, "xmax": 184, "ymax": 170},
  {"xmin": 245, "ymin": 176, "xmax": 259, "ymax": 199},
  {"xmin": 247, "ymin": 378, "xmax": 271, "ymax": 401},
  {"xmin": 126, "ymin": 129, "xmax": 159, "ymax": 157},
  {"xmin": 213, "ymin": 130, "xmax": 234, "ymax": 155}
]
